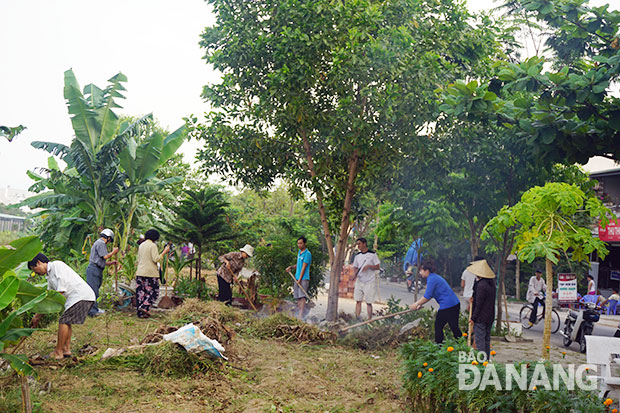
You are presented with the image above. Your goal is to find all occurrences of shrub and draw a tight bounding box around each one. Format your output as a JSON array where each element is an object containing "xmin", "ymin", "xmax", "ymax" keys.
[
  {"xmin": 254, "ymin": 236, "xmax": 325, "ymax": 299},
  {"xmin": 174, "ymin": 277, "xmax": 216, "ymax": 300},
  {"xmin": 401, "ymin": 339, "xmax": 606, "ymax": 412}
]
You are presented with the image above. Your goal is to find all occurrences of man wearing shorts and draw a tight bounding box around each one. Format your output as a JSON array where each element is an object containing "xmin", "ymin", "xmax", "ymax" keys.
[
  {"xmin": 29, "ymin": 253, "xmax": 95, "ymax": 360},
  {"xmin": 286, "ymin": 237, "xmax": 312, "ymax": 319},
  {"xmin": 352, "ymin": 237, "xmax": 380, "ymax": 320}
]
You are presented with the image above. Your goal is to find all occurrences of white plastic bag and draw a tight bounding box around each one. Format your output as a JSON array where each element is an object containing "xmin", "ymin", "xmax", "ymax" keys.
[{"xmin": 163, "ymin": 323, "xmax": 227, "ymax": 360}]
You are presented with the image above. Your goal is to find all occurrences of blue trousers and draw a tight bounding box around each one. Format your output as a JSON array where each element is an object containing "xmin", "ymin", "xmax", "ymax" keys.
[{"xmin": 86, "ymin": 264, "xmax": 103, "ymax": 315}]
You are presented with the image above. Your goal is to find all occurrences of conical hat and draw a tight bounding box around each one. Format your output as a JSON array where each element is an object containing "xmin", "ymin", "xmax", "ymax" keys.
[{"xmin": 466, "ymin": 260, "xmax": 496, "ymax": 279}]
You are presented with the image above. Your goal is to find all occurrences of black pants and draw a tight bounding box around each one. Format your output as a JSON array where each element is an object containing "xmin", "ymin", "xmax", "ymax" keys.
[
  {"xmin": 86, "ymin": 264, "xmax": 103, "ymax": 315},
  {"xmin": 474, "ymin": 322, "xmax": 492, "ymax": 360},
  {"xmin": 217, "ymin": 275, "xmax": 232, "ymax": 305},
  {"xmin": 530, "ymin": 297, "xmax": 545, "ymax": 323},
  {"xmin": 435, "ymin": 303, "xmax": 462, "ymax": 343}
]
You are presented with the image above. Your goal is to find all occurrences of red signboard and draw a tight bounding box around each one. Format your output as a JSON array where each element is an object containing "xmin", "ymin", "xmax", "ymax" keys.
[{"xmin": 599, "ymin": 219, "xmax": 620, "ymax": 242}]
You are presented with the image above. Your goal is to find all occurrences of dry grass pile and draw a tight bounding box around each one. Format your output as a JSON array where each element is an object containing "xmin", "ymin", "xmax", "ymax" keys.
[
  {"xmin": 170, "ymin": 298, "xmax": 244, "ymax": 324},
  {"xmin": 106, "ymin": 341, "xmax": 219, "ymax": 377},
  {"xmin": 250, "ymin": 313, "xmax": 336, "ymax": 343},
  {"xmin": 141, "ymin": 325, "xmax": 179, "ymax": 344}
]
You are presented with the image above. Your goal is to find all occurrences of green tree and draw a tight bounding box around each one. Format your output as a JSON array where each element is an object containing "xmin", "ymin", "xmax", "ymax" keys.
[
  {"xmin": 194, "ymin": 0, "xmax": 506, "ymax": 320},
  {"xmin": 484, "ymin": 182, "xmax": 610, "ymax": 358},
  {"xmin": 440, "ymin": 0, "xmax": 620, "ymax": 164},
  {"xmin": 162, "ymin": 187, "xmax": 236, "ymax": 279}
]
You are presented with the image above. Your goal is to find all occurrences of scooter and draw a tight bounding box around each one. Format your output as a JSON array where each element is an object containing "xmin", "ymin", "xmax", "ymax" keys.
[{"xmin": 561, "ymin": 302, "xmax": 600, "ymax": 353}]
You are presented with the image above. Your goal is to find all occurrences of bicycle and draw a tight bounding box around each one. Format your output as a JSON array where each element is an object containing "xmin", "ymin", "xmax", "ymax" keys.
[{"xmin": 520, "ymin": 301, "xmax": 561, "ymax": 333}]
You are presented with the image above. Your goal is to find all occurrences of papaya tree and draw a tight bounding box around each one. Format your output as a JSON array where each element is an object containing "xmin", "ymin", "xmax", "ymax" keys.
[{"xmin": 484, "ymin": 182, "xmax": 611, "ymax": 359}]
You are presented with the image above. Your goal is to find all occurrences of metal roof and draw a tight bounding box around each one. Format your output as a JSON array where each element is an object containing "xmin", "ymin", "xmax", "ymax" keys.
[
  {"xmin": 0, "ymin": 213, "xmax": 26, "ymax": 220},
  {"xmin": 590, "ymin": 167, "xmax": 620, "ymax": 178}
]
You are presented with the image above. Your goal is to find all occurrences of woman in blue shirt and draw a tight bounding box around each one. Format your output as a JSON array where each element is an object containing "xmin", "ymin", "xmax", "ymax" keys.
[{"xmin": 410, "ymin": 259, "xmax": 462, "ymax": 343}]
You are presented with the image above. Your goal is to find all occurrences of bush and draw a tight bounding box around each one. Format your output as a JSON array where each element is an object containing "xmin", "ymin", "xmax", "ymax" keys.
[
  {"xmin": 401, "ymin": 339, "xmax": 607, "ymax": 412},
  {"xmin": 254, "ymin": 236, "xmax": 326, "ymax": 299},
  {"xmin": 174, "ymin": 277, "xmax": 216, "ymax": 300}
]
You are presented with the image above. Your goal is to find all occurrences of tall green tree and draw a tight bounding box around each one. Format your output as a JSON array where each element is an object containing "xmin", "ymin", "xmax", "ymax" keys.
[
  {"xmin": 194, "ymin": 0, "xmax": 507, "ymax": 320},
  {"xmin": 441, "ymin": 0, "xmax": 620, "ymax": 164}
]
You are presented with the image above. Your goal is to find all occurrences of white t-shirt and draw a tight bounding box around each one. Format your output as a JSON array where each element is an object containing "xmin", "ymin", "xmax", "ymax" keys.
[
  {"xmin": 353, "ymin": 251, "xmax": 380, "ymax": 283},
  {"xmin": 526, "ymin": 276, "xmax": 546, "ymax": 303},
  {"xmin": 47, "ymin": 261, "xmax": 96, "ymax": 310},
  {"xmin": 461, "ymin": 270, "xmax": 477, "ymax": 298}
]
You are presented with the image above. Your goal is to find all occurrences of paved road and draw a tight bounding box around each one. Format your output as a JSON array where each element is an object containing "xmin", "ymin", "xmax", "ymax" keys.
[{"xmin": 374, "ymin": 277, "xmax": 620, "ymax": 353}]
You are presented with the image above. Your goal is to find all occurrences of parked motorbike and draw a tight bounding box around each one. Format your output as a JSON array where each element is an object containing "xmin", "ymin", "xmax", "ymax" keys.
[
  {"xmin": 614, "ymin": 320, "xmax": 620, "ymax": 338},
  {"xmin": 561, "ymin": 302, "xmax": 600, "ymax": 353}
]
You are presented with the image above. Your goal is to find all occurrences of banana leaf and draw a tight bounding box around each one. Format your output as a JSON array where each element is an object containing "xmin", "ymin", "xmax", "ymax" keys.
[
  {"xmin": 0, "ymin": 276, "xmax": 19, "ymax": 311},
  {"xmin": 0, "ymin": 353, "xmax": 33, "ymax": 375},
  {"xmin": 0, "ymin": 236, "xmax": 42, "ymax": 276},
  {"xmin": 16, "ymin": 281, "xmax": 65, "ymax": 314}
]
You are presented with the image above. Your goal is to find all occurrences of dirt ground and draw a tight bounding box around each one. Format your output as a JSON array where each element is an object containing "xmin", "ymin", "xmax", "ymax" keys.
[{"xmin": 1, "ymin": 305, "xmax": 407, "ymax": 413}]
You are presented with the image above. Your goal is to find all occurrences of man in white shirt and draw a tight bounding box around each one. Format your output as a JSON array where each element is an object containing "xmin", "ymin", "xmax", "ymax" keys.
[
  {"xmin": 352, "ymin": 238, "xmax": 381, "ymax": 320},
  {"xmin": 29, "ymin": 253, "xmax": 96, "ymax": 360},
  {"xmin": 526, "ymin": 269, "xmax": 547, "ymax": 325}
]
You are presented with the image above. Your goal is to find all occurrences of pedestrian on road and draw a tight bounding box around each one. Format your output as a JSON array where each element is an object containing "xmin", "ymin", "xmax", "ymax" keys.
[
  {"xmin": 217, "ymin": 244, "xmax": 254, "ymax": 306},
  {"xmin": 29, "ymin": 253, "xmax": 95, "ymax": 360},
  {"xmin": 351, "ymin": 238, "xmax": 381, "ymax": 320},
  {"xmin": 526, "ymin": 269, "xmax": 546, "ymax": 325},
  {"xmin": 135, "ymin": 229, "xmax": 171, "ymax": 318},
  {"xmin": 461, "ymin": 255, "xmax": 483, "ymax": 310},
  {"xmin": 587, "ymin": 275, "xmax": 597, "ymax": 295},
  {"xmin": 468, "ymin": 259, "xmax": 496, "ymax": 360},
  {"xmin": 86, "ymin": 228, "xmax": 119, "ymax": 317},
  {"xmin": 286, "ymin": 237, "xmax": 312, "ymax": 319},
  {"xmin": 410, "ymin": 259, "xmax": 462, "ymax": 343}
]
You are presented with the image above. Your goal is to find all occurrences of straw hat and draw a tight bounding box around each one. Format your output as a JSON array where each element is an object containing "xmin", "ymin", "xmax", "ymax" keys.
[
  {"xmin": 240, "ymin": 244, "xmax": 254, "ymax": 257},
  {"xmin": 466, "ymin": 259, "xmax": 495, "ymax": 279}
]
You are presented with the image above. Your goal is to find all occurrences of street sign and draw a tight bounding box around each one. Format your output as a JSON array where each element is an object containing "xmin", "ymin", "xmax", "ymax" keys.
[
  {"xmin": 599, "ymin": 219, "xmax": 620, "ymax": 242},
  {"xmin": 558, "ymin": 273, "xmax": 577, "ymax": 303}
]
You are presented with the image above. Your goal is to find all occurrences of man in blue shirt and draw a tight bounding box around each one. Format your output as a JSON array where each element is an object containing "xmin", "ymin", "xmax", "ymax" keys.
[
  {"xmin": 410, "ymin": 259, "xmax": 462, "ymax": 343},
  {"xmin": 286, "ymin": 236, "xmax": 312, "ymax": 319}
]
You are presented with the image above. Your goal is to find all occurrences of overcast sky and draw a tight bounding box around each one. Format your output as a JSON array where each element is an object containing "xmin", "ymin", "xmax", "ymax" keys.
[{"xmin": 0, "ymin": 0, "xmax": 616, "ymax": 191}]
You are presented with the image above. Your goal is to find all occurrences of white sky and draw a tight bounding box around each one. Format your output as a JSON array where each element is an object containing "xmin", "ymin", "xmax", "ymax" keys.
[{"xmin": 0, "ymin": 0, "xmax": 616, "ymax": 192}]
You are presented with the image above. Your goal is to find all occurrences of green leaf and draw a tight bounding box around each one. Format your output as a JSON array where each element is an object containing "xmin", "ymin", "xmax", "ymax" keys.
[
  {"xmin": 0, "ymin": 328, "xmax": 38, "ymax": 343},
  {"xmin": 0, "ymin": 275, "xmax": 19, "ymax": 311},
  {"xmin": 0, "ymin": 353, "xmax": 34, "ymax": 376},
  {"xmin": 0, "ymin": 236, "xmax": 42, "ymax": 277},
  {"xmin": 16, "ymin": 281, "xmax": 65, "ymax": 314}
]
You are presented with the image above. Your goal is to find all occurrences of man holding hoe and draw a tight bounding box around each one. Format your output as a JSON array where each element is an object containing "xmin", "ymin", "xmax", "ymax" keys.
[{"xmin": 286, "ymin": 237, "xmax": 312, "ymax": 319}]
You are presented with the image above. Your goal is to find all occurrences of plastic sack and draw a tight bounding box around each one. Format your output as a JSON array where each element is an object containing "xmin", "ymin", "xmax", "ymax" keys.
[{"xmin": 163, "ymin": 323, "xmax": 227, "ymax": 360}]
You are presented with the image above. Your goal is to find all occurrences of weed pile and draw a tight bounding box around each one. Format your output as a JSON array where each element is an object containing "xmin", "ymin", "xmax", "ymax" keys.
[
  {"xmin": 141, "ymin": 325, "xmax": 178, "ymax": 344},
  {"xmin": 170, "ymin": 298, "xmax": 244, "ymax": 324},
  {"xmin": 338, "ymin": 324, "xmax": 429, "ymax": 350},
  {"xmin": 106, "ymin": 342, "xmax": 218, "ymax": 377},
  {"xmin": 250, "ymin": 313, "xmax": 336, "ymax": 343}
]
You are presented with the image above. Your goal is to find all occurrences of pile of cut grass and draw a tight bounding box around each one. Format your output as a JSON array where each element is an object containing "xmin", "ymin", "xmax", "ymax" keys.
[
  {"xmin": 249, "ymin": 313, "xmax": 336, "ymax": 343},
  {"xmin": 105, "ymin": 341, "xmax": 219, "ymax": 377},
  {"xmin": 170, "ymin": 298, "xmax": 244, "ymax": 324}
]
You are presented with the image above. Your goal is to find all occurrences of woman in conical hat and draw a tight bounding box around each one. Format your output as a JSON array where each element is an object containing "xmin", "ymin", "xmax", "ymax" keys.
[{"xmin": 468, "ymin": 259, "xmax": 496, "ymax": 360}]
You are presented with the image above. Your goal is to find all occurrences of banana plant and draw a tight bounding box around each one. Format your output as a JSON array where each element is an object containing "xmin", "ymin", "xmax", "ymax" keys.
[
  {"xmin": 0, "ymin": 125, "xmax": 26, "ymax": 142},
  {"xmin": 0, "ymin": 236, "xmax": 65, "ymax": 375},
  {"xmin": 168, "ymin": 249, "xmax": 194, "ymax": 287}
]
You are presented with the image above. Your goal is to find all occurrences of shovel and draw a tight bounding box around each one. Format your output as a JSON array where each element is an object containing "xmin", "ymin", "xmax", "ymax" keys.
[
  {"xmin": 286, "ymin": 270, "xmax": 312, "ymax": 303},
  {"xmin": 158, "ymin": 253, "xmax": 175, "ymax": 309}
]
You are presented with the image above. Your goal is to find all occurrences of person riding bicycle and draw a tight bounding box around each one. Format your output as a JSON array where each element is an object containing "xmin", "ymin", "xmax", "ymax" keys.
[{"xmin": 527, "ymin": 269, "xmax": 547, "ymax": 325}]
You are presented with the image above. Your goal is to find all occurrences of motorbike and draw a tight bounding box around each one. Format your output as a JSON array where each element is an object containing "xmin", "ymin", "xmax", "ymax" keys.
[
  {"xmin": 614, "ymin": 320, "xmax": 620, "ymax": 338},
  {"xmin": 561, "ymin": 302, "xmax": 600, "ymax": 353}
]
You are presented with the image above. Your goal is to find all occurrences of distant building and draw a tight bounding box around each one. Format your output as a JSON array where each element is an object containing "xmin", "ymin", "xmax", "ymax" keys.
[
  {"xmin": 0, "ymin": 213, "xmax": 27, "ymax": 232},
  {"xmin": 590, "ymin": 167, "xmax": 620, "ymax": 291}
]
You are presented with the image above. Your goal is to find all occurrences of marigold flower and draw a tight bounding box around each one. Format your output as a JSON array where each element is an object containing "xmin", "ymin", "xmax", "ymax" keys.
[
  {"xmin": 462, "ymin": 332, "xmax": 467, "ymax": 337},
  {"xmin": 604, "ymin": 398, "xmax": 613, "ymax": 406},
  {"xmin": 533, "ymin": 386, "xmax": 537, "ymax": 390},
  {"xmin": 428, "ymin": 368, "xmax": 434, "ymax": 372},
  {"xmin": 418, "ymin": 371, "xmax": 422, "ymax": 378},
  {"xmin": 546, "ymin": 346, "xmax": 550, "ymax": 350},
  {"xmin": 472, "ymin": 360, "xmax": 478, "ymax": 365},
  {"xmin": 447, "ymin": 346, "xmax": 454, "ymax": 352},
  {"xmin": 423, "ymin": 362, "xmax": 428, "ymax": 367},
  {"xmin": 612, "ymin": 409, "xmax": 617, "ymax": 413},
  {"xmin": 483, "ymin": 361, "xmax": 488, "ymax": 366},
  {"xmin": 490, "ymin": 350, "xmax": 496, "ymax": 356}
]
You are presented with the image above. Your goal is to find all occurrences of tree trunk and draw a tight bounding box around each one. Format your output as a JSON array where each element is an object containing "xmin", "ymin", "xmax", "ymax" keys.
[
  {"xmin": 467, "ymin": 217, "xmax": 480, "ymax": 258},
  {"xmin": 515, "ymin": 258, "xmax": 520, "ymax": 301},
  {"xmin": 300, "ymin": 128, "xmax": 335, "ymax": 265},
  {"xmin": 495, "ymin": 254, "xmax": 504, "ymax": 335},
  {"xmin": 326, "ymin": 151, "xmax": 359, "ymax": 322},
  {"xmin": 20, "ymin": 375, "xmax": 32, "ymax": 413},
  {"xmin": 541, "ymin": 258, "xmax": 553, "ymax": 359}
]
